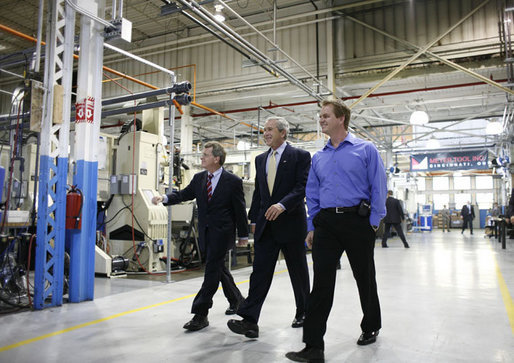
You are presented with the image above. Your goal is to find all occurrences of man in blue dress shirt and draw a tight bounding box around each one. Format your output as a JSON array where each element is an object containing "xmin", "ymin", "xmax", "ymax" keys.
[{"xmin": 287, "ymin": 98, "xmax": 387, "ymax": 362}]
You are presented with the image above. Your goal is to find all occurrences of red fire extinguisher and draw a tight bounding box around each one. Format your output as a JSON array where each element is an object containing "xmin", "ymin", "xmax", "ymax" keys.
[{"xmin": 66, "ymin": 185, "xmax": 83, "ymax": 230}]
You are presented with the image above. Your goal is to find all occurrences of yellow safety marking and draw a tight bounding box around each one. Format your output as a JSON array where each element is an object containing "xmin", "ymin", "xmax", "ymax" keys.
[
  {"xmin": 0, "ymin": 268, "xmax": 290, "ymax": 352},
  {"xmin": 495, "ymin": 261, "xmax": 514, "ymax": 334}
]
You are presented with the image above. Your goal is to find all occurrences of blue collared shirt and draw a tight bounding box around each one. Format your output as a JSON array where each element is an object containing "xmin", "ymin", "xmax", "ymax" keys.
[{"xmin": 306, "ymin": 132, "xmax": 387, "ymax": 230}]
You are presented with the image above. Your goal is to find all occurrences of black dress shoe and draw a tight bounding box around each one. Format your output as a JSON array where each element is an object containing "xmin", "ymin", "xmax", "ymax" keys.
[
  {"xmin": 357, "ymin": 330, "xmax": 379, "ymax": 345},
  {"xmin": 286, "ymin": 346, "xmax": 324, "ymax": 362},
  {"xmin": 183, "ymin": 314, "xmax": 209, "ymax": 331},
  {"xmin": 404, "ymin": 242, "xmax": 410, "ymax": 248},
  {"xmin": 225, "ymin": 299, "xmax": 242, "ymax": 315},
  {"xmin": 291, "ymin": 314, "xmax": 305, "ymax": 328},
  {"xmin": 382, "ymin": 245, "xmax": 388, "ymax": 248},
  {"xmin": 227, "ymin": 319, "xmax": 259, "ymax": 338}
]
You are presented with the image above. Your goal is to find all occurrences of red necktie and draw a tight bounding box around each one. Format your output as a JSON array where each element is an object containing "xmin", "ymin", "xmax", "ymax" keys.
[{"xmin": 207, "ymin": 173, "xmax": 214, "ymax": 201}]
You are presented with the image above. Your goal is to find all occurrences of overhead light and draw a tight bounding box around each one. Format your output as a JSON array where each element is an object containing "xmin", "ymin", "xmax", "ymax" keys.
[
  {"xmin": 426, "ymin": 138, "xmax": 440, "ymax": 149},
  {"xmin": 485, "ymin": 120, "xmax": 502, "ymax": 135},
  {"xmin": 409, "ymin": 110, "xmax": 429, "ymax": 125},
  {"xmin": 213, "ymin": 4, "xmax": 225, "ymax": 22},
  {"xmin": 236, "ymin": 140, "xmax": 250, "ymax": 151}
]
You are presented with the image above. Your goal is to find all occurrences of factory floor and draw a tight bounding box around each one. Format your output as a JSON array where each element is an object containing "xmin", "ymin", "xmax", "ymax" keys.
[{"xmin": 1, "ymin": 230, "xmax": 513, "ymax": 363}]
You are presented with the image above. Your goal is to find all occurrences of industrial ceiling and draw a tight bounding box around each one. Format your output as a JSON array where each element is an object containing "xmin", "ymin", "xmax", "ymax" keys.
[{"xmin": 0, "ymin": 0, "xmax": 513, "ymax": 171}]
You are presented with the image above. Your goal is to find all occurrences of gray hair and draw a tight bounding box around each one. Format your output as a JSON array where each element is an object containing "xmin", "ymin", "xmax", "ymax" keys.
[
  {"xmin": 266, "ymin": 116, "xmax": 289, "ymax": 140},
  {"xmin": 204, "ymin": 141, "xmax": 226, "ymax": 166}
]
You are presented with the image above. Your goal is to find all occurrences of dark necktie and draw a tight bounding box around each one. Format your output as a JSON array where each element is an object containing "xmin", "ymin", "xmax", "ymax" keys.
[{"xmin": 207, "ymin": 173, "xmax": 214, "ymax": 201}]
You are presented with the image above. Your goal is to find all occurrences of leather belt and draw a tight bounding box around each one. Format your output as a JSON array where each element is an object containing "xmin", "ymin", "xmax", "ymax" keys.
[{"xmin": 323, "ymin": 206, "xmax": 359, "ymax": 214}]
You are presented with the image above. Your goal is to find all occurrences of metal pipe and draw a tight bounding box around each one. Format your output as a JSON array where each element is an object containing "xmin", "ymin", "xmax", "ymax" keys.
[
  {"xmin": 102, "ymin": 87, "xmax": 175, "ymax": 106},
  {"xmin": 166, "ymin": 73, "xmax": 177, "ymax": 284},
  {"xmin": 177, "ymin": 0, "xmax": 320, "ymax": 99},
  {"xmin": 0, "ymin": 68, "xmax": 23, "ymax": 79},
  {"xmin": 112, "ymin": 0, "xmax": 117, "ymax": 20},
  {"xmin": 65, "ymin": 0, "xmax": 112, "ymax": 28},
  {"xmin": 104, "ymin": 43, "xmax": 175, "ymax": 77},
  {"xmin": 101, "ymin": 100, "xmax": 172, "ymax": 117},
  {"xmin": 34, "ymin": 0, "xmax": 44, "ymax": 72},
  {"xmin": 179, "ymin": 10, "xmax": 277, "ymax": 77},
  {"xmin": 219, "ymin": 0, "xmax": 332, "ymax": 96}
]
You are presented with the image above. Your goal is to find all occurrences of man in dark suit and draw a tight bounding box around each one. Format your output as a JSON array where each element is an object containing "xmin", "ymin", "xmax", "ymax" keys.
[
  {"xmin": 461, "ymin": 201, "xmax": 475, "ymax": 235},
  {"xmin": 382, "ymin": 190, "xmax": 409, "ymax": 248},
  {"xmin": 227, "ymin": 116, "xmax": 311, "ymax": 338},
  {"xmin": 152, "ymin": 141, "xmax": 248, "ymax": 331}
]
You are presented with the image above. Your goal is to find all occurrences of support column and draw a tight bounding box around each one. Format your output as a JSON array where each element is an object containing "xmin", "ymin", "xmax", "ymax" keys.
[
  {"xmin": 180, "ymin": 105, "xmax": 194, "ymax": 153},
  {"xmin": 66, "ymin": 0, "xmax": 105, "ymax": 303},
  {"xmin": 34, "ymin": 0, "xmax": 74, "ymax": 310},
  {"xmin": 326, "ymin": 14, "xmax": 336, "ymax": 99}
]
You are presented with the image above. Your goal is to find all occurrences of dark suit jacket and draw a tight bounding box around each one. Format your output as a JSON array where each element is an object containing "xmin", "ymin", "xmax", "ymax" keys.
[
  {"xmin": 248, "ymin": 143, "xmax": 311, "ymax": 243},
  {"xmin": 508, "ymin": 189, "xmax": 514, "ymax": 218},
  {"xmin": 164, "ymin": 169, "xmax": 248, "ymax": 251},
  {"xmin": 383, "ymin": 196, "xmax": 404, "ymax": 224},
  {"xmin": 461, "ymin": 205, "xmax": 475, "ymax": 220}
]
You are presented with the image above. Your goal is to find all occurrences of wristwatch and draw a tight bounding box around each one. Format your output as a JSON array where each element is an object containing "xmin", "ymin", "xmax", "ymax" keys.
[{"xmin": 371, "ymin": 225, "xmax": 378, "ymax": 232}]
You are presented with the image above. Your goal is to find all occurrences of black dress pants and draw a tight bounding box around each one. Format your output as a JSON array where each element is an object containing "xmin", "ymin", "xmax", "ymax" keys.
[
  {"xmin": 191, "ymin": 231, "xmax": 243, "ymax": 316},
  {"xmin": 382, "ymin": 222, "xmax": 408, "ymax": 246},
  {"xmin": 303, "ymin": 210, "xmax": 381, "ymax": 350},
  {"xmin": 237, "ymin": 225, "xmax": 310, "ymax": 323},
  {"xmin": 462, "ymin": 216, "xmax": 473, "ymax": 234}
]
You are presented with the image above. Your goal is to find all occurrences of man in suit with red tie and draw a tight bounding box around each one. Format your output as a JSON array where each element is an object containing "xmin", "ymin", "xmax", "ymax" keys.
[
  {"xmin": 227, "ymin": 116, "xmax": 311, "ymax": 338},
  {"xmin": 152, "ymin": 141, "xmax": 248, "ymax": 331}
]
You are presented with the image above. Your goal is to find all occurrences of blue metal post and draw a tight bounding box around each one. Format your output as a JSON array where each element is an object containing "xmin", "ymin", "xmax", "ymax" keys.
[{"xmin": 34, "ymin": 0, "xmax": 74, "ymax": 309}]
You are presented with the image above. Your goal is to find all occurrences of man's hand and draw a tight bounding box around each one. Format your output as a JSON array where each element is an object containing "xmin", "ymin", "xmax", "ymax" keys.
[
  {"xmin": 237, "ymin": 238, "xmax": 248, "ymax": 247},
  {"xmin": 152, "ymin": 195, "xmax": 163, "ymax": 205},
  {"xmin": 510, "ymin": 216, "xmax": 514, "ymax": 224},
  {"xmin": 264, "ymin": 204, "xmax": 285, "ymax": 221},
  {"xmin": 306, "ymin": 231, "xmax": 314, "ymax": 249},
  {"xmin": 251, "ymin": 224, "xmax": 256, "ymax": 234}
]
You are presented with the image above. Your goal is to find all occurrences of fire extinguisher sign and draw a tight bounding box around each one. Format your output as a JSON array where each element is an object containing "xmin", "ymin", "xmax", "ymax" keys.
[{"xmin": 75, "ymin": 96, "xmax": 95, "ymax": 124}]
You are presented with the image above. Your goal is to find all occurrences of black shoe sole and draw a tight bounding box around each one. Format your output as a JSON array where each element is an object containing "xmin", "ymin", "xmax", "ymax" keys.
[
  {"xmin": 285, "ymin": 351, "xmax": 324, "ymax": 362},
  {"xmin": 227, "ymin": 320, "xmax": 259, "ymax": 338},
  {"xmin": 183, "ymin": 322, "xmax": 209, "ymax": 331},
  {"xmin": 357, "ymin": 336, "xmax": 376, "ymax": 345}
]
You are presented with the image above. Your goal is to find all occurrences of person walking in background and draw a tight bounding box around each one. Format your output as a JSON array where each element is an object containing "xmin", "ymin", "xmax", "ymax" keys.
[
  {"xmin": 227, "ymin": 116, "xmax": 311, "ymax": 339},
  {"xmin": 440, "ymin": 204, "xmax": 451, "ymax": 232},
  {"xmin": 286, "ymin": 98, "xmax": 387, "ymax": 362},
  {"xmin": 461, "ymin": 201, "xmax": 475, "ymax": 235},
  {"xmin": 152, "ymin": 141, "xmax": 248, "ymax": 332},
  {"xmin": 381, "ymin": 190, "xmax": 409, "ymax": 248}
]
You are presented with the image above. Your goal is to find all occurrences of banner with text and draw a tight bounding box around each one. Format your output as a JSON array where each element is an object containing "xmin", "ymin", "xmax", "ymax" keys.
[{"xmin": 410, "ymin": 150, "xmax": 488, "ymax": 171}]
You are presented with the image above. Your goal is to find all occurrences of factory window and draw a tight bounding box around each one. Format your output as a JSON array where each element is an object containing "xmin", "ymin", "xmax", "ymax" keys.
[
  {"xmin": 476, "ymin": 193, "xmax": 493, "ymax": 209},
  {"xmin": 433, "ymin": 194, "xmax": 449, "ymax": 210},
  {"xmin": 475, "ymin": 176, "xmax": 493, "ymax": 189},
  {"xmin": 415, "ymin": 193, "xmax": 426, "ymax": 205},
  {"xmin": 454, "ymin": 193, "xmax": 471, "ymax": 209},
  {"xmin": 453, "ymin": 176, "xmax": 471, "ymax": 190},
  {"xmin": 433, "ymin": 176, "xmax": 449, "ymax": 191},
  {"xmin": 416, "ymin": 177, "xmax": 426, "ymax": 191}
]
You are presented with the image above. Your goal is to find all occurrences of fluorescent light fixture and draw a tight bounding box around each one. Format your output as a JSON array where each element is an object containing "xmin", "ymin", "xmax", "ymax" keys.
[
  {"xmin": 409, "ymin": 110, "xmax": 429, "ymax": 125},
  {"xmin": 485, "ymin": 121, "xmax": 502, "ymax": 135},
  {"xmin": 213, "ymin": 4, "xmax": 225, "ymax": 22},
  {"xmin": 426, "ymin": 138, "xmax": 440, "ymax": 149}
]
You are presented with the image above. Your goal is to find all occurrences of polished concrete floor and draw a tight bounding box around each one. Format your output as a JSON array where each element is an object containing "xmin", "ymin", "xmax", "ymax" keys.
[{"xmin": 1, "ymin": 230, "xmax": 513, "ymax": 362}]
